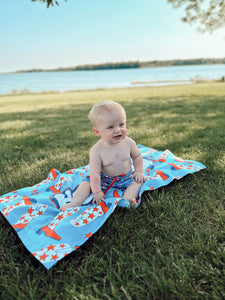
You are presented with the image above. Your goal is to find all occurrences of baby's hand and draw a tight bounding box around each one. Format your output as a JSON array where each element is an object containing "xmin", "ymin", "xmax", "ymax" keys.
[
  {"xmin": 132, "ymin": 172, "xmax": 145, "ymax": 184},
  {"xmin": 92, "ymin": 191, "xmax": 105, "ymax": 204}
]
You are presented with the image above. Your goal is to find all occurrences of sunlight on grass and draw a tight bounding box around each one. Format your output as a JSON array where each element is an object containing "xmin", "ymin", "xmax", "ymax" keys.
[
  {"xmin": 0, "ymin": 82, "xmax": 225, "ymax": 299},
  {"xmin": 0, "ymin": 119, "xmax": 35, "ymax": 130},
  {"xmin": 215, "ymin": 153, "xmax": 225, "ymax": 169}
]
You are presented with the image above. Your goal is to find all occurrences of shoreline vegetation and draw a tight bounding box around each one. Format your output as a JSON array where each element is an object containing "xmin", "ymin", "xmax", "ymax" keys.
[
  {"xmin": 2, "ymin": 78, "xmax": 225, "ymax": 96},
  {"xmin": 6, "ymin": 57, "xmax": 225, "ymax": 74}
]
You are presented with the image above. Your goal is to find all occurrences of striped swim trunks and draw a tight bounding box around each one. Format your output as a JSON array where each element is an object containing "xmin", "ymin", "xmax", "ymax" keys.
[{"xmin": 83, "ymin": 170, "xmax": 135, "ymax": 194}]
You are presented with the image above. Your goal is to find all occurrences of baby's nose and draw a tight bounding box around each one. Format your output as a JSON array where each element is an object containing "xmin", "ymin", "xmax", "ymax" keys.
[{"xmin": 114, "ymin": 126, "xmax": 121, "ymax": 133}]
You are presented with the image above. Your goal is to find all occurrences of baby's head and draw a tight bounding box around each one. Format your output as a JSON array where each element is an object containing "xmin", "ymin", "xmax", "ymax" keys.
[{"xmin": 88, "ymin": 100, "xmax": 126, "ymax": 127}]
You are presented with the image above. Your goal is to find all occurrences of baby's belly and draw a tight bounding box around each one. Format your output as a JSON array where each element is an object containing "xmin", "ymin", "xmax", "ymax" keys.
[{"xmin": 102, "ymin": 160, "xmax": 131, "ymax": 177}]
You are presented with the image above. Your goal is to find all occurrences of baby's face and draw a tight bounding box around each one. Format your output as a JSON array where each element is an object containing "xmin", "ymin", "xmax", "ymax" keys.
[{"xmin": 94, "ymin": 109, "xmax": 127, "ymax": 145}]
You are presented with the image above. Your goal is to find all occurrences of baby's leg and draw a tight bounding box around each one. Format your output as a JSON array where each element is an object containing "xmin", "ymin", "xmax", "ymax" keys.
[
  {"xmin": 60, "ymin": 181, "xmax": 91, "ymax": 211},
  {"xmin": 123, "ymin": 182, "xmax": 142, "ymax": 207}
]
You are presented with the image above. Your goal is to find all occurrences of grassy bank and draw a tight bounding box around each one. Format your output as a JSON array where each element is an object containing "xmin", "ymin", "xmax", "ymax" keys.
[{"xmin": 0, "ymin": 82, "xmax": 225, "ymax": 299}]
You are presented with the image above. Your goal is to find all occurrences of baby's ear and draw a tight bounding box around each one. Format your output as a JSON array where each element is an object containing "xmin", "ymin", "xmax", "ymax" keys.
[{"xmin": 93, "ymin": 128, "xmax": 100, "ymax": 136}]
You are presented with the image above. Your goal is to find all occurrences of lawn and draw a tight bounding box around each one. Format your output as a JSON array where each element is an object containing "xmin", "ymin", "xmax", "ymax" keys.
[{"xmin": 0, "ymin": 82, "xmax": 225, "ymax": 299}]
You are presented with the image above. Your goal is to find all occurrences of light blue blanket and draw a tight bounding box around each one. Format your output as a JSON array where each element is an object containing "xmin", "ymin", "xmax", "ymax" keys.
[{"xmin": 0, "ymin": 145, "xmax": 205, "ymax": 269}]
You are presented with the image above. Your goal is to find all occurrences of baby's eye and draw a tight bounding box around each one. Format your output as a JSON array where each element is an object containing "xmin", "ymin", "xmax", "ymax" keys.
[
  {"xmin": 107, "ymin": 126, "xmax": 113, "ymax": 129},
  {"xmin": 120, "ymin": 123, "xmax": 125, "ymax": 127}
]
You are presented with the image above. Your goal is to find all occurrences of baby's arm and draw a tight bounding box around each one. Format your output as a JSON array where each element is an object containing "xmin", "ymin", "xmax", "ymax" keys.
[
  {"xmin": 89, "ymin": 146, "xmax": 105, "ymax": 204},
  {"xmin": 130, "ymin": 139, "xmax": 145, "ymax": 184}
]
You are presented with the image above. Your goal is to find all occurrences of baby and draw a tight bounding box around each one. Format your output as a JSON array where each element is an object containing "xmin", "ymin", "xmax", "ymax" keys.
[{"xmin": 60, "ymin": 100, "xmax": 145, "ymax": 211}]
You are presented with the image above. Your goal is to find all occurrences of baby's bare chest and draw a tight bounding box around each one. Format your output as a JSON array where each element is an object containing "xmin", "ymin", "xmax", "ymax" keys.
[{"xmin": 100, "ymin": 148, "xmax": 131, "ymax": 167}]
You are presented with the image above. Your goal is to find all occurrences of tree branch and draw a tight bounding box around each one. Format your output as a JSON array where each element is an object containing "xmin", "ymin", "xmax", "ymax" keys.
[{"xmin": 167, "ymin": 0, "xmax": 225, "ymax": 32}]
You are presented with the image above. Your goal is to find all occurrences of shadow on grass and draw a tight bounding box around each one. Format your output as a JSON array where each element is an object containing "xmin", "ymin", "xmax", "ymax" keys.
[
  {"xmin": 0, "ymin": 91, "xmax": 223, "ymax": 195},
  {"xmin": 0, "ymin": 87, "xmax": 225, "ymax": 299},
  {"xmin": 0, "ymin": 92, "xmax": 224, "ymax": 168}
]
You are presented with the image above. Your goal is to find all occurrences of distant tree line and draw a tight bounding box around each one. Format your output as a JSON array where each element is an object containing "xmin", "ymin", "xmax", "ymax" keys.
[
  {"xmin": 73, "ymin": 61, "xmax": 141, "ymax": 71},
  {"xmin": 15, "ymin": 58, "xmax": 225, "ymax": 73},
  {"xmin": 73, "ymin": 58, "xmax": 225, "ymax": 70},
  {"xmin": 140, "ymin": 58, "xmax": 225, "ymax": 68}
]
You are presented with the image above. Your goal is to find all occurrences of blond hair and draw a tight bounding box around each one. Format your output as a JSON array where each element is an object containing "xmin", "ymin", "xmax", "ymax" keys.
[{"xmin": 88, "ymin": 100, "xmax": 126, "ymax": 126}]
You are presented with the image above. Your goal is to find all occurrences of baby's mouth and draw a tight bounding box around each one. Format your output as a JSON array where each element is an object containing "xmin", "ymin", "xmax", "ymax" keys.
[{"xmin": 113, "ymin": 134, "xmax": 122, "ymax": 139}]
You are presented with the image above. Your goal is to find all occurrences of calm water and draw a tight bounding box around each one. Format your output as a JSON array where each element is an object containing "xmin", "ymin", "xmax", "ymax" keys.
[{"xmin": 0, "ymin": 64, "xmax": 224, "ymax": 94}]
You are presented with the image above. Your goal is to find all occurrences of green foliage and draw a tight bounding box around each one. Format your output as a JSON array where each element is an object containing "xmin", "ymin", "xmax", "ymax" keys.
[
  {"xmin": 74, "ymin": 61, "xmax": 141, "ymax": 71},
  {"xmin": 167, "ymin": 0, "xmax": 225, "ymax": 32},
  {"xmin": 12, "ymin": 57, "xmax": 225, "ymax": 73},
  {"xmin": 0, "ymin": 82, "xmax": 225, "ymax": 299},
  {"xmin": 31, "ymin": 0, "xmax": 64, "ymax": 8},
  {"xmin": 32, "ymin": 0, "xmax": 225, "ymax": 32}
]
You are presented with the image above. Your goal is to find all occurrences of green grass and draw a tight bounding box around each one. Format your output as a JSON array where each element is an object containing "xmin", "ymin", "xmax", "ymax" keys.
[{"xmin": 0, "ymin": 82, "xmax": 225, "ymax": 299}]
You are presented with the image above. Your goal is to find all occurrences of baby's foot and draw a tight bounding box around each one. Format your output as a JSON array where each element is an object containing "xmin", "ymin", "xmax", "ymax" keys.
[
  {"xmin": 60, "ymin": 203, "xmax": 75, "ymax": 211},
  {"xmin": 128, "ymin": 198, "xmax": 137, "ymax": 208}
]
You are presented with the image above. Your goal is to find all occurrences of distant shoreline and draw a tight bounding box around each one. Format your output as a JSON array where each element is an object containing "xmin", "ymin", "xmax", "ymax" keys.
[
  {"xmin": 4, "ymin": 58, "xmax": 225, "ymax": 74},
  {"xmin": 2, "ymin": 80, "xmax": 225, "ymax": 97}
]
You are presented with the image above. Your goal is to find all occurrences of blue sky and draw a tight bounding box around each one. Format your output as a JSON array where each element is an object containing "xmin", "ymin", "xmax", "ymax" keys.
[{"xmin": 1, "ymin": 0, "xmax": 225, "ymax": 73}]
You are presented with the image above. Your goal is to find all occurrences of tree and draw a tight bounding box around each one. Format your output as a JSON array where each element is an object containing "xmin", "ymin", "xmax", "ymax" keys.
[
  {"xmin": 167, "ymin": 0, "xmax": 225, "ymax": 32},
  {"xmin": 32, "ymin": 0, "xmax": 225, "ymax": 32},
  {"xmin": 31, "ymin": 0, "xmax": 64, "ymax": 8}
]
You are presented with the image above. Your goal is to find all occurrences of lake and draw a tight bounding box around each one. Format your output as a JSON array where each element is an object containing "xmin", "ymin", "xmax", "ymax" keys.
[{"xmin": 0, "ymin": 64, "xmax": 224, "ymax": 94}]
